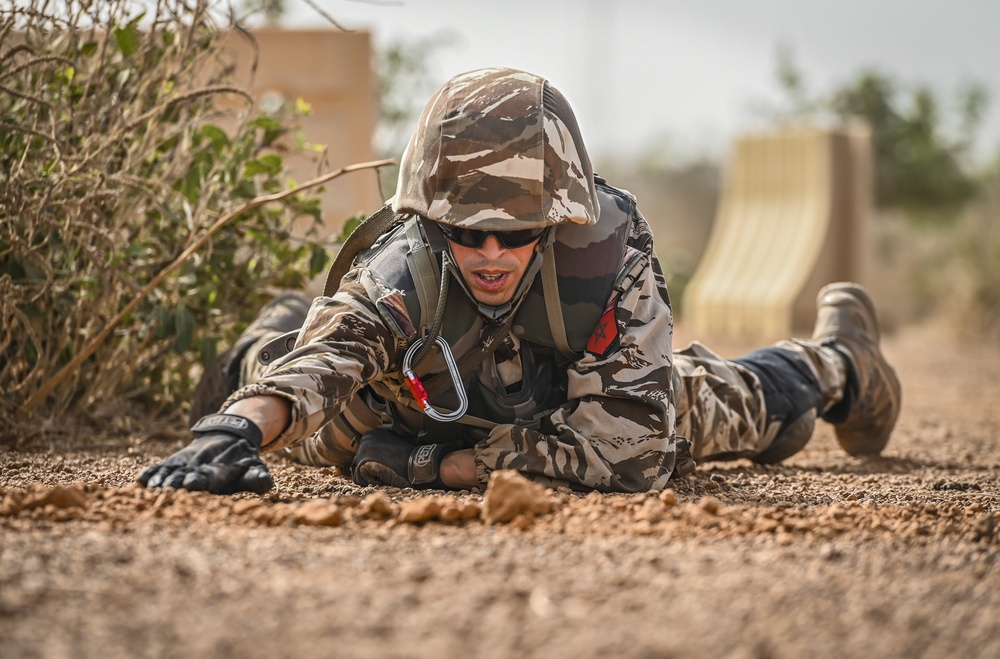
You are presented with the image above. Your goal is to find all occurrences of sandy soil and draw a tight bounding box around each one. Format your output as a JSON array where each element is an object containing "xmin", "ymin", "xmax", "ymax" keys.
[{"xmin": 2, "ymin": 323, "xmax": 999, "ymax": 659}]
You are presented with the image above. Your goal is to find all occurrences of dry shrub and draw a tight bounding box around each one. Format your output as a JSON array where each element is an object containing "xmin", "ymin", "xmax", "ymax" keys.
[
  {"xmin": 868, "ymin": 190, "xmax": 1000, "ymax": 338},
  {"xmin": 0, "ymin": 0, "xmax": 331, "ymax": 435},
  {"xmin": 955, "ymin": 180, "xmax": 1000, "ymax": 337}
]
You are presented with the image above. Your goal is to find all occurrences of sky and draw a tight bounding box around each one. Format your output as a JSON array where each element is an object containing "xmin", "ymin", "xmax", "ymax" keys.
[{"xmin": 277, "ymin": 0, "xmax": 1000, "ymax": 165}]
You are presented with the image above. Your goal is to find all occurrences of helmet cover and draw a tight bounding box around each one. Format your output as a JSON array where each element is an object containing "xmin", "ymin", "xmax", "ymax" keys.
[{"xmin": 393, "ymin": 67, "xmax": 598, "ymax": 230}]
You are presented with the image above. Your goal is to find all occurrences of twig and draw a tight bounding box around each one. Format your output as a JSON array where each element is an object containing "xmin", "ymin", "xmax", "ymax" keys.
[
  {"xmin": 19, "ymin": 157, "xmax": 395, "ymax": 415},
  {"xmin": 123, "ymin": 85, "xmax": 254, "ymax": 134},
  {"xmin": 0, "ymin": 54, "xmax": 74, "ymax": 83},
  {"xmin": 301, "ymin": 0, "xmax": 352, "ymax": 31},
  {"xmin": 0, "ymin": 82, "xmax": 53, "ymax": 109}
]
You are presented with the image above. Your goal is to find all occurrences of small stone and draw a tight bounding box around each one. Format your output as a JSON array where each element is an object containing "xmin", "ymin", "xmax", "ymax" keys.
[
  {"xmin": 438, "ymin": 500, "xmax": 473, "ymax": 524},
  {"xmin": 460, "ymin": 501, "xmax": 482, "ymax": 520},
  {"xmin": 1, "ymin": 493, "xmax": 24, "ymax": 516},
  {"xmin": 358, "ymin": 492, "xmax": 395, "ymax": 518},
  {"xmin": 482, "ymin": 471, "xmax": 553, "ymax": 525},
  {"xmin": 658, "ymin": 489, "xmax": 678, "ymax": 506},
  {"xmin": 699, "ymin": 496, "xmax": 721, "ymax": 515},
  {"xmin": 232, "ymin": 500, "xmax": 263, "ymax": 515},
  {"xmin": 251, "ymin": 507, "xmax": 276, "ymax": 524},
  {"xmin": 292, "ymin": 501, "xmax": 343, "ymax": 527},
  {"xmin": 22, "ymin": 484, "xmax": 88, "ymax": 511},
  {"xmin": 398, "ymin": 497, "xmax": 445, "ymax": 524},
  {"xmin": 508, "ymin": 513, "xmax": 535, "ymax": 530}
]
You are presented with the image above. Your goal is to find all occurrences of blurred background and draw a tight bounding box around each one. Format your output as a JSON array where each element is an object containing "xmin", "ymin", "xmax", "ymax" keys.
[
  {"xmin": 0, "ymin": 0, "xmax": 1000, "ymax": 426},
  {"xmin": 256, "ymin": 0, "xmax": 1000, "ymax": 340},
  {"xmin": 276, "ymin": 0, "xmax": 1000, "ymax": 163},
  {"xmin": 6, "ymin": 0, "xmax": 999, "ymax": 423}
]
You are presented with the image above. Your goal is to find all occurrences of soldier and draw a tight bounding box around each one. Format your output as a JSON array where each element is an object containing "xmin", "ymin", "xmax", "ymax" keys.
[{"xmin": 139, "ymin": 68, "xmax": 901, "ymax": 495}]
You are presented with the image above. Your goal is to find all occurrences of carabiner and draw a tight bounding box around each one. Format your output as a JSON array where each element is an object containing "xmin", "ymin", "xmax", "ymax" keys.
[{"xmin": 401, "ymin": 336, "xmax": 469, "ymax": 422}]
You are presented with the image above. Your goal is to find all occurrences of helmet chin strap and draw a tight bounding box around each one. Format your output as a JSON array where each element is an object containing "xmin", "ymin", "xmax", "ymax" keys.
[{"xmin": 445, "ymin": 228, "xmax": 552, "ymax": 322}]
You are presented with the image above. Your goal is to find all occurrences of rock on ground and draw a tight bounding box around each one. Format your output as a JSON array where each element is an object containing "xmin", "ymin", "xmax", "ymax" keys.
[{"xmin": 1, "ymin": 324, "xmax": 999, "ymax": 659}]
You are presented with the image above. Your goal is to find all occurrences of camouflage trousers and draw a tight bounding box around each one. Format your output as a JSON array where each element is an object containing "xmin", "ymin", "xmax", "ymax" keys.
[
  {"xmin": 199, "ymin": 293, "xmax": 848, "ymax": 470},
  {"xmin": 672, "ymin": 340, "xmax": 846, "ymax": 461}
]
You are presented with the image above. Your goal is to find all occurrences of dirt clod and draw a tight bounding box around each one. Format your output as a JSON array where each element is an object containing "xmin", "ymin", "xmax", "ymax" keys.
[
  {"xmin": 482, "ymin": 470, "xmax": 554, "ymax": 524},
  {"xmin": 2, "ymin": 325, "xmax": 999, "ymax": 658}
]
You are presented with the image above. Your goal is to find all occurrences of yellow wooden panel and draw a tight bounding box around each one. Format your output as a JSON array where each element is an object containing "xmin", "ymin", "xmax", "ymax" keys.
[{"xmin": 683, "ymin": 126, "xmax": 872, "ymax": 343}]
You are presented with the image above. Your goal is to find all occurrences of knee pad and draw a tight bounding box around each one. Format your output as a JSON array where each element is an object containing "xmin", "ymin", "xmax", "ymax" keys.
[{"xmin": 733, "ymin": 347, "xmax": 824, "ymax": 463}]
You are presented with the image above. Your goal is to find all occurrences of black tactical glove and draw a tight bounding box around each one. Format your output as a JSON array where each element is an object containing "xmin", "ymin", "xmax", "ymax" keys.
[
  {"xmin": 351, "ymin": 428, "xmax": 458, "ymax": 489},
  {"xmin": 138, "ymin": 413, "xmax": 274, "ymax": 495}
]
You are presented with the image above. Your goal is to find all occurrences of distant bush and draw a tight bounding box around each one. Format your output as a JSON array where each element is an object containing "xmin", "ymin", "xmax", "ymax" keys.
[
  {"xmin": 767, "ymin": 49, "xmax": 1000, "ymax": 335},
  {"xmin": 0, "ymin": 1, "xmax": 329, "ymax": 428},
  {"xmin": 599, "ymin": 152, "xmax": 720, "ymax": 314},
  {"xmin": 959, "ymin": 173, "xmax": 1000, "ymax": 336},
  {"xmin": 774, "ymin": 48, "xmax": 987, "ymax": 222}
]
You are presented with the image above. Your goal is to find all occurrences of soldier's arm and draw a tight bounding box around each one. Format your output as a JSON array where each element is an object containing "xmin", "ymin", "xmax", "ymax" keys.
[
  {"xmin": 222, "ymin": 394, "xmax": 292, "ymax": 448},
  {"xmin": 472, "ymin": 253, "xmax": 677, "ymax": 493},
  {"xmin": 139, "ymin": 274, "xmax": 399, "ymax": 494},
  {"xmin": 222, "ymin": 276, "xmax": 401, "ymax": 452}
]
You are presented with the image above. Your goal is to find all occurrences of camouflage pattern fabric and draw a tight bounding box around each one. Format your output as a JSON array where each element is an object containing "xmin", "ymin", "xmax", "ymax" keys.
[
  {"xmin": 209, "ymin": 195, "xmax": 848, "ymax": 491},
  {"xmin": 215, "ymin": 287, "xmax": 849, "ymax": 492},
  {"xmin": 393, "ymin": 67, "xmax": 599, "ymax": 231},
  {"xmin": 470, "ymin": 245, "xmax": 676, "ymax": 492},
  {"xmin": 672, "ymin": 339, "xmax": 847, "ymax": 460},
  {"xmin": 223, "ymin": 209, "xmax": 678, "ymax": 493},
  {"xmin": 203, "ymin": 66, "xmax": 853, "ymax": 492}
]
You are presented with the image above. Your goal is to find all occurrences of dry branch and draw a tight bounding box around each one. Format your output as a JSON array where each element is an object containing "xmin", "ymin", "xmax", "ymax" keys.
[{"xmin": 19, "ymin": 158, "xmax": 395, "ymax": 415}]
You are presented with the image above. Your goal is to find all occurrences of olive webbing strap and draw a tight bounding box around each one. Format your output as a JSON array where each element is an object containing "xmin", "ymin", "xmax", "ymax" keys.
[
  {"xmin": 404, "ymin": 219, "xmax": 442, "ymax": 332},
  {"xmin": 318, "ymin": 205, "xmax": 513, "ymax": 431},
  {"xmin": 420, "ymin": 310, "xmax": 517, "ymax": 401},
  {"xmin": 541, "ymin": 240, "xmax": 574, "ymax": 359},
  {"xmin": 404, "ymin": 220, "xmax": 450, "ymax": 369},
  {"xmin": 323, "ymin": 203, "xmax": 398, "ymax": 297},
  {"xmin": 393, "ymin": 394, "xmax": 499, "ymax": 431}
]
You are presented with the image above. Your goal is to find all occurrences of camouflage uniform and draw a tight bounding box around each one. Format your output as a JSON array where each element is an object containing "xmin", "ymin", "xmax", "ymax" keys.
[
  {"xmin": 218, "ymin": 291, "xmax": 851, "ymax": 493},
  {"xmin": 225, "ymin": 183, "xmax": 679, "ymax": 493},
  {"xmin": 210, "ymin": 68, "xmax": 856, "ymax": 493},
  {"xmin": 672, "ymin": 340, "xmax": 846, "ymax": 461}
]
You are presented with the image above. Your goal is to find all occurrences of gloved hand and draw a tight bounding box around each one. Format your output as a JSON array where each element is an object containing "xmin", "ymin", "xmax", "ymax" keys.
[
  {"xmin": 352, "ymin": 428, "xmax": 457, "ymax": 489},
  {"xmin": 138, "ymin": 413, "xmax": 274, "ymax": 495}
]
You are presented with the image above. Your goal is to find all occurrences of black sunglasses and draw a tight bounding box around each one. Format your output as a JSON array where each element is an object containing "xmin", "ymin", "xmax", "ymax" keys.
[{"xmin": 439, "ymin": 225, "xmax": 547, "ymax": 249}]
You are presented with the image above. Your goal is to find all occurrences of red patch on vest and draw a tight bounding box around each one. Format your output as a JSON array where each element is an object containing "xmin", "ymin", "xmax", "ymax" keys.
[{"xmin": 586, "ymin": 296, "xmax": 619, "ymax": 357}]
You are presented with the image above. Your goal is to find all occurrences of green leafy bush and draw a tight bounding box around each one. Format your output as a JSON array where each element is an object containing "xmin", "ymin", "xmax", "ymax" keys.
[{"xmin": 0, "ymin": 1, "xmax": 329, "ymax": 427}]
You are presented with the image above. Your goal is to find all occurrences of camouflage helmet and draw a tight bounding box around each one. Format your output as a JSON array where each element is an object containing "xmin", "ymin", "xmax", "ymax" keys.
[{"xmin": 393, "ymin": 67, "xmax": 599, "ymax": 230}]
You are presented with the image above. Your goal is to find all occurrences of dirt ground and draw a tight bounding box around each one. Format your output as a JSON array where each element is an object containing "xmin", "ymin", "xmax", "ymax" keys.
[{"xmin": 2, "ymin": 322, "xmax": 999, "ymax": 659}]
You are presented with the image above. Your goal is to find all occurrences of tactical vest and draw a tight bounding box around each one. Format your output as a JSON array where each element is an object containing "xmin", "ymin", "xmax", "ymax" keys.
[{"xmin": 349, "ymin": 177, "xmax": 650, "ymax": 441}]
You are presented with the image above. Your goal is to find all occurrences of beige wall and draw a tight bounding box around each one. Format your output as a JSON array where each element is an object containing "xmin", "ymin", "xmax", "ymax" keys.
[
  {"xmin": 221, "ymin": 28, "xmax": 381, "ymax": 239},
  {"xmin": 682, "ymin": 125, "xmax": 874, "ymax": 343}
]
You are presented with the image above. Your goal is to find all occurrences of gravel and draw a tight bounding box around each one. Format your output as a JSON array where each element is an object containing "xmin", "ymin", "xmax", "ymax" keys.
[{"xmin": 2, "ymin": 324, "xmax": 998, "ymax": 659}]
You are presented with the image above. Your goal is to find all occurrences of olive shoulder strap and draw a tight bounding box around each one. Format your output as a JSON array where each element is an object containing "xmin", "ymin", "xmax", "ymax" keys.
[{"xmin": 323, "ymin": 203, "xmax": 398, "ymax": 297}]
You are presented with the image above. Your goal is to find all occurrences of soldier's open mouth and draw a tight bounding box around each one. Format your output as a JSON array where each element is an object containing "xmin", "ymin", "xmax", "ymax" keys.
[{"xmin": 474, "ymin": 271, "xmax": 509, "ymax": 290}]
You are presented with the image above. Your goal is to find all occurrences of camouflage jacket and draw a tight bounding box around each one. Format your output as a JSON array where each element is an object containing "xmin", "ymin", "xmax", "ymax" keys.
[{"xmin": 227, "ymin": 182, "xmax": 677, "ymax": 493}]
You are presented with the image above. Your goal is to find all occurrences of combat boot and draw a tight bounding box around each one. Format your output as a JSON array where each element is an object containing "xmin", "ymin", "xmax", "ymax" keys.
[{"xmin": 813, "ymin": 283, "xmax": 901, "ymax": 455}]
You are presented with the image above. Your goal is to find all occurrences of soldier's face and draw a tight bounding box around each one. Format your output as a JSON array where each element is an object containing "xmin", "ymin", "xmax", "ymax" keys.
[{"xmin": 448, "ymin": 234, "xmax": 540, "ymax": 306}]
